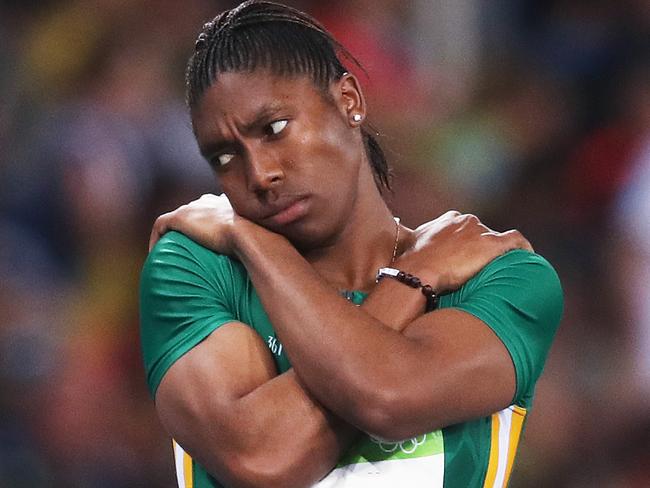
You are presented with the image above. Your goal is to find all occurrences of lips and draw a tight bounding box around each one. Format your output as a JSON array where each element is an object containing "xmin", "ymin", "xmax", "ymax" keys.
[{"xmin": 262, "ymin": 196, "xmax": 310, "ymax": 226}]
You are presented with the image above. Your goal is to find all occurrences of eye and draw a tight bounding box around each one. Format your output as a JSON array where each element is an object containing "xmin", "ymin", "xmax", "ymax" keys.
[
  {"xmin": 216, "ymin": 153, "xmax": 235, "ymax": 166},
  {"xmin": 268, "ymin": 119, "xmax": 288, "ymax": 136}
]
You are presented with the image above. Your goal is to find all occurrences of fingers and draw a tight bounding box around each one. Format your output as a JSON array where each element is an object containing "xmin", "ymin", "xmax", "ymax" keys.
[
  {"xmin": 445, "ymin": 211, "xmax": 489, "ymax": 230},
  {"xmin": 455, "ymin": 212, "xmax": 498, "ymax": 236},
  {"xmin": 147, "ymin": 195, "xmax": 229, "ymax": 253},
  {"xmin": 431, "ymin": 211, "xmax": 532, "ymax": 250},
  {"xmin": 420, "ymin": 211, "xmax": 496, "ymax": 238},
  {"xmin": 443, "ymin": 210, "xmax": 462, "ymax": 219},
  {"xmin": 497, "ymin": 229, "xmax": 534, "ymax": 253},
  {"xmin": 436, "ymin": 210, "xmax": 462, "ymax": 225},
  {"xmin": 502, "ymin": 229, "xmax": 535, "ymax": 252},
  {"xmin": 147, "ymin": 195, "xmax": 228, "ymax": 252},
  {"xmin": 148, "ymin": 213, "xmax": 172, "ymax": 252},
  {"xmin": 452, "ymin": 212, "xmax": 531, "ymax": 252}
]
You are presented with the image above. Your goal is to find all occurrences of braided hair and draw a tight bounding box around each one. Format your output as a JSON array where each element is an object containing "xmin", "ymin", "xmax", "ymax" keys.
[{"xmin": 185, "ymin": 0, "xmax": 391, "ymax": 192}]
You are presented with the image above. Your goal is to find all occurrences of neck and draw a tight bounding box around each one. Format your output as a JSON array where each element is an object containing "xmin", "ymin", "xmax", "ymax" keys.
[{"xmin": 303, "ymin": 174, "xmax": 410, "ymax": 292}]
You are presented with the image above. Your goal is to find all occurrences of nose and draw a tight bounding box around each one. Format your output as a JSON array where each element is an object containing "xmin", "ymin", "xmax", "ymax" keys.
[{"xmin": 245, "ymin": 145, "xmax": 284, "ymax": 194}]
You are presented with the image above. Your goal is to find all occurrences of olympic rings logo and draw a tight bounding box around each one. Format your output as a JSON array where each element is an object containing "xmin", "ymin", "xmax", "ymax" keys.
[{"xmin": 370, "ymin": 434, "xmax": 428, "ymax": 454}]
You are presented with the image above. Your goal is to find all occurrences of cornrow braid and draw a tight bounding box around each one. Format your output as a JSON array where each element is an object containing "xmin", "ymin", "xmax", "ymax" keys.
[{"xmin": 185, "ymin": 0, "xmax": 392, "ymax": 192}]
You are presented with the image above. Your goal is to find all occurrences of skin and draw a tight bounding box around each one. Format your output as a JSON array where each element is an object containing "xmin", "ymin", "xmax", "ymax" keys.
[{"xmin": 152, "ymin": 70, "xmax": 532, "ymax": 488}]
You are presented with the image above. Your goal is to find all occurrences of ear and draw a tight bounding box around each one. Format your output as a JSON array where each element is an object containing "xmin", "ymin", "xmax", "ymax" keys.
[{"xmin": 332, "ymin": 72, "xmax": 367, "ymax": 127}]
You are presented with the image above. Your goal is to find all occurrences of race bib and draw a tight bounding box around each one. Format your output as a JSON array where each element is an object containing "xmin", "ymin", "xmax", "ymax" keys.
[{"xmin": 314, "ymin": 431, "xmax": 444, "ymax": 488}]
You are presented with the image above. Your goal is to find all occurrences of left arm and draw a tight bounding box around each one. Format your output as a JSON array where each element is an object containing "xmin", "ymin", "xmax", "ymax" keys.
[
  {"xmin": 230, "ymin": 221, "xmax": 518, "ymax": 441},
  {"xmin": 150, "ymin": 196, "xmax": 556, "ymax": 442}
]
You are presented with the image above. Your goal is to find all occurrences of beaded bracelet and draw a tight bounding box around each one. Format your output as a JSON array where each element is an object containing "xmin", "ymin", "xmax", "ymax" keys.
[{"xmin": 376, "ymin": 267, "xmax": 439, "ymax": 312}]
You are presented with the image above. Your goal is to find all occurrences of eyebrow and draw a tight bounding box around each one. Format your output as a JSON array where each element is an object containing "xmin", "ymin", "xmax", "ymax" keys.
[{"xmin": 200, "ymin": 102, "xmax": 286, "ymax": 160}]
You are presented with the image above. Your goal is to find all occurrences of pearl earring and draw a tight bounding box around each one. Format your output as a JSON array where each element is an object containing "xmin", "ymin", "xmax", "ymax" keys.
[{"xmin": 352, "ymin": 114, "xmax": 362, "ymax": 122}]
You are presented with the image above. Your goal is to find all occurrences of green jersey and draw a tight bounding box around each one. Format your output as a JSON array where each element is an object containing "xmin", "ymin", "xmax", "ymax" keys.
[{"xmin": 140, "ymin": 231, "xmax": 563, "ymax": 488}]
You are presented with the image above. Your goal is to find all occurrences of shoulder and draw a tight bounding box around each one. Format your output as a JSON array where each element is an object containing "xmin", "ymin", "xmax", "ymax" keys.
[
  {"xmin": 140, "ymin": 232, "xmax": 249, "ymax": 397},
  {"xmin": 454, "ymin": 249, "xmax": 564, "ymax": 330},
  {"xmin": 480, "ymin": 248, "xmax": 558, "ymax": 276},
  {"xmin": 448, "ymin": 250, "xmax": 564, "ymax": 405},
  {"xmin": 465, "ymin": 250, "xmax": 561, "ymax": 299},
  {"xmin": 141, "ymin": 231, "xmax": 247, "ymax": 292},
  {"xmin": 491, "ymin": 248, "xmax": 558, "ymax": 276},
  {"xmin": 144, "ymin": 230, "xmax": 232, "ymax": 272}
]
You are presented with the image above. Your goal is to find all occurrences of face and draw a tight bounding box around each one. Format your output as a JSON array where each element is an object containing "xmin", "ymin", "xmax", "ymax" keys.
[{"xmin": 191, "ymin": 70, "xmax": 367, "ymax": 249}]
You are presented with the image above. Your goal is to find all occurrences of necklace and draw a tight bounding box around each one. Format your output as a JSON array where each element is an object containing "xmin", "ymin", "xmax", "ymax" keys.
[
  {"xmin": 390, "ymin": 216, "xmax": 401, "ymax": 264},
  {"xmin": 339, "ymin": 216, "xmax": 401, "ymax": 303}
]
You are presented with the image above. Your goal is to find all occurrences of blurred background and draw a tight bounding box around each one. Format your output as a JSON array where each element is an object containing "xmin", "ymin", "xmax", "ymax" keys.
[{"xmin": 0, "ymin": 0, "xmax": 648, "ymax": 486}]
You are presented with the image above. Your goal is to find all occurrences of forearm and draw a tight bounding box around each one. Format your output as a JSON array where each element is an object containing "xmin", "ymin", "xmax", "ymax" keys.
[
  {"xmin": 230, "ymin": 369, "xmax": 358, "ymax": 487},
  {"xmin": 232, "ymin": 223, "xmax": 428, "ymax": 433},
  {"xmin": 162, "ymin": 367, "xmax": 357, "ymax": 488},
  {"xmin": 155, "ymin": 318, "xmax": 360, "ymax": 488}
]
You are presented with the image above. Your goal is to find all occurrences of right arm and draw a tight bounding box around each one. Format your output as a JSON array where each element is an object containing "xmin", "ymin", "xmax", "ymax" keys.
[
  {"xmin": 155, "ymin": 323, "xmax": 354, "ymax": 488},
  {"xmin": 148, "ymin": 256, "xmax": 437, "ymax": 487},
  {"xmin": 141, "ymin": 233, "xmax": 356, "ymax": 488}
]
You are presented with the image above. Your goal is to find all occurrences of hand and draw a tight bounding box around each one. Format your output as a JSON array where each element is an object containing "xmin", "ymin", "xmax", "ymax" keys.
[
  {"xmin": 396, "ymin": 211, "xmax": 533, "ymax": 293},
  {"xmin": 149, "ymin": 194, "xmax": 239, "ymax": 253}
]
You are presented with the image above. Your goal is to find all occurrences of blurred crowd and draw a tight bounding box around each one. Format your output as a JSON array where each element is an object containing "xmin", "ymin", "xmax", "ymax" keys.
[{"xmin": 0, "ymin": 0, "xmax": 648, "ymax": 486}]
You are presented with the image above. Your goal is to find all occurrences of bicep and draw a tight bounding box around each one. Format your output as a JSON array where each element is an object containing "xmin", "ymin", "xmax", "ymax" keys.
[
  {"xmin": 384, "ymin": 251, "xmax": 562, "ymax": 438},
  {"xmin": 390, "ymin": 308, "xmax": 516, "ymax": 437},
  {"xmin": 156, "ymin": 320, "xmax": 277, "ymax": 418},
  {"xmin": 155, "ymin": 322, "xmax": 277, "ymax": 478},
  {"xmin": 140, "ymin": 232, "xmax": 244, "ymax": 396},
  {"xmin": 450, "ymin": 251, "xmax": 563, "ymax": 403},
  {"xmin": 142, "ymin": 235, "xmax": 358, "ymax": 485},
  {"xmin": 156, "ymin": 322, "xmax": 357, "ymax": 488}
]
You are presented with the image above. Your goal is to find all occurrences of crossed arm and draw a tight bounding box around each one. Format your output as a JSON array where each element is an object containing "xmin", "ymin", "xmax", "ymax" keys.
[
  {"xmin": 149, "ymin": 200, "xmax": 526, "ymax": 487},
  {"xmin": 231, "ymin": 221, "xmax": 518, "ymax": 438},
  {"xmin": 156, "ymin": 324, "xmax": 355, "ymax": 488}
]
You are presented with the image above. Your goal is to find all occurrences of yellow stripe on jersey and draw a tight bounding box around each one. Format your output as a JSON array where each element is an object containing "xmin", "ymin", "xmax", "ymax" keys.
[
  {"xmin": 503, "ymin": 406, "xmax": 526, "ymax": 483},
  {"xmin": 184, "ymin": 448, "xmax": 194, "ymax": 488},
  {"xmin": 483, "ymin": 412, "xmax": 501, "ymax": 487},
  {"xmin": 483, "ymin": 405, "xmax": 527, "ymax": 488},
  {"xmin": 172, "ymin": 439, "xmax": 194, "ymax": 488}
]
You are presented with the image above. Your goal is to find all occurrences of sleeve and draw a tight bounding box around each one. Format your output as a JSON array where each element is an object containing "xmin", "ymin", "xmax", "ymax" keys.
[
  {"xmin": 139, "ymin": 231, "xmax": 243, "ymax": 398},
  {"xmin": 451, "ymin": 250, "xmax": 564, "ymax": 407}
]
